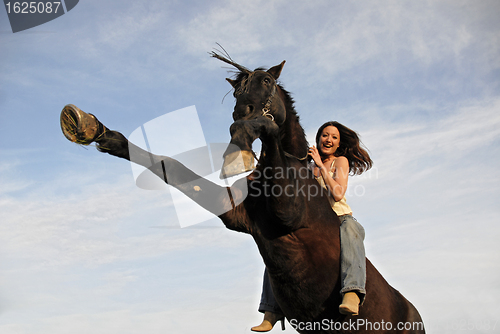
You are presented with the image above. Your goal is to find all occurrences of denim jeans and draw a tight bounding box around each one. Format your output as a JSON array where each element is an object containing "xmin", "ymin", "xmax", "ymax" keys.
[
  {"xmin": 257, "ymin": 214, "xmax": 366, "ymax": 313},
  {"xmin": 338, "ymin": 214, "xmax": 366, "ymax": 302},
  {"xmin": 258, "ymin": 267, "xmax": 283, "ymax": 314}
]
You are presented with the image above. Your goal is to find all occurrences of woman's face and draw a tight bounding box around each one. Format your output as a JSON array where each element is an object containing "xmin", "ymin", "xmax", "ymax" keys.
[{"xmin": 318, "ymin": 125, "xmax": 340, "ymax": 156}]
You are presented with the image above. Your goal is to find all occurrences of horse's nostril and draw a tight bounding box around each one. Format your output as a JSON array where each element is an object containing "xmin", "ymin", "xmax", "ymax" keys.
[{"xmin": 247, "ymin": 105, "xmax": 254, "ymax": 114}]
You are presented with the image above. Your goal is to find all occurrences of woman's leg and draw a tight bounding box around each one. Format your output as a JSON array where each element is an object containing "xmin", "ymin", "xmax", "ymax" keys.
[
  {"xmin": 339, "ymin": 215, "xmax": 366, "ymax": 302},
  {"xmin": 258, "ymin": 268, "xmax": 283, "ymax": 314},
  {"xmin": 251, "ymin": 268, "xmax": 285, "ymax": 332}
]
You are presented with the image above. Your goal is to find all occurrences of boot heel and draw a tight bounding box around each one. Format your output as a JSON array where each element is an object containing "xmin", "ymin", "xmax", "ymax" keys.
[
  {"xmin": 251, "ymin": 312, "xmax": 285, "ymax": 332},
  {"xmin": 280, "ymin": 318, "xmax": 285, "ymax": 330}
]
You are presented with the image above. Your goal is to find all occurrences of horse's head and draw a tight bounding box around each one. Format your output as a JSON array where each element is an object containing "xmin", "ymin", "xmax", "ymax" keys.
[
  {"xmin": 220, "ymin": 61, "xmax": 287, "ymax": 178},
  {"xmin": 227, "ymin": 62, "xmax": 286, "ymax": 124}
]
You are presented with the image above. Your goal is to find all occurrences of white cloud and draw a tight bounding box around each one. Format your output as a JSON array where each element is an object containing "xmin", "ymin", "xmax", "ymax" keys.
[
  {"xmin": 73, "ymin": 2, "xmax": 167, "ymax": 57},
  {"xmin": 0, "ymin": 155, "xmax": 248, "ymax": 269},
  {"xmin": 310, "ymin": 1, "xmax": 496, "ymax": 74},
  {"xmin": 349, "ymin": 97, "xmax": 500, "ymax": 180},
  {"xmin": 178, "ymin": 0, "xmax": 289, "ymax": 57}
]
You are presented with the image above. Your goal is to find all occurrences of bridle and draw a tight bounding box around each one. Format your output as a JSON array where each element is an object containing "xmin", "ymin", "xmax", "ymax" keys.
[
  {"xmin": 211, "ymin": 50, "xmax": 278, "ymax": 122},
  {"xmin": 210, "ymin": 51, "xmax": 309, "ymax": 163},
  {"xmin": 235, "ymin": 73, "xmax": 307, "ymax": 161},
  {"xmin": 261, "ymin": 84, "xmax": 276, "ymax": 121},
  {"xmin": 234, "ymin": 71, "xmax": 277, "ymax": 122}
]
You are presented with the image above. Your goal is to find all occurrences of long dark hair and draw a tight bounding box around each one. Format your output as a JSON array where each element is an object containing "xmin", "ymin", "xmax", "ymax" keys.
[{"xmin": 315, "ymin": 121, "xmax": 373, "ymax": 175}]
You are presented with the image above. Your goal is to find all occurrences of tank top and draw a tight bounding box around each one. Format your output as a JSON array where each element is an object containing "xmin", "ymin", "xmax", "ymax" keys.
[{"xmin": 309, "ymin": 159, "xmax": 353, "ymax": 216}]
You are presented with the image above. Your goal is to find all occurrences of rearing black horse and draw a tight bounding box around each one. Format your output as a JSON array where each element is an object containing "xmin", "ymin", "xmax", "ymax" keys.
[{"xmin": 60, "ymin": 53, "xmax": 425, "ymax": 333}]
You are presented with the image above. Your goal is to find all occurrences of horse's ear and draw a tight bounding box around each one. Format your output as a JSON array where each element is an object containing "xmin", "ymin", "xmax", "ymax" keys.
[
  {"xmin": 226, "ymin": 78, "xmax": 238, "ymax": 88},
  {"xmin": 267, "ymin": 61, "xmax": 286, "ymax": 80}
]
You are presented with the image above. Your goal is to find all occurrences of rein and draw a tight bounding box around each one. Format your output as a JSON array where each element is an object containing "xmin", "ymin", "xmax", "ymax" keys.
[{"xmin": 284, "ymin": 151, "xmax": 308, "ymax": 161}]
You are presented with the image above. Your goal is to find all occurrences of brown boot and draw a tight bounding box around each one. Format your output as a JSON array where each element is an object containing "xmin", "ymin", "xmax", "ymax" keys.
[
  {"xmin": 251, "ymin": 311, "xmax": 285, "ymax": 332},
  {"xmin": 339, "ymin": 292, "xmax": 360, "ymax": 316}
]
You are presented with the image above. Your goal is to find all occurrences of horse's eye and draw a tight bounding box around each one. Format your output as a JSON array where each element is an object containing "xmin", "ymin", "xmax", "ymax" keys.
[{"xmin": 263, "ymin": 78, "xmax": 271, "ymax": 85}]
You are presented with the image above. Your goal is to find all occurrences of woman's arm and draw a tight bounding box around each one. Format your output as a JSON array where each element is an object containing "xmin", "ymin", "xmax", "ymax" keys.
[
  {"xmin": 320, "ymin": 156, "xmax": 349, "ymax": 202},
  {"xmin": 309, "ymin": 146, "xmax": 349, "ymax": 202}
]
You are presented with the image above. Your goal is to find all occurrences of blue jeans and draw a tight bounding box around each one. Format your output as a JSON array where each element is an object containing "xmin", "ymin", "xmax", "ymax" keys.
[
  {"xmin": 338, "ymin": 214, "xmax": 366, "ymax": 302},
  {"xmin": 258, "ymin": 267, "xmax": 283, "ymax": 314},
  {"xmin": 258, "ymin": 214, "xmax": 366, "ymax": 313}
]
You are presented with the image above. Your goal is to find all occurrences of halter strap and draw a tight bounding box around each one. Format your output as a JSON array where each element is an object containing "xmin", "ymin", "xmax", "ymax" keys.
[{"xmin": 261, "ymin": 85, "xmax": 276, "ymax": 121}]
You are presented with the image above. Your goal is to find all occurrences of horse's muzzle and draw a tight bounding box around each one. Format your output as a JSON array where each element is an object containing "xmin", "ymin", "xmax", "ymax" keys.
[{"xmin": 220, "ymin": 150, "xmax": 255, "ymax": 179}]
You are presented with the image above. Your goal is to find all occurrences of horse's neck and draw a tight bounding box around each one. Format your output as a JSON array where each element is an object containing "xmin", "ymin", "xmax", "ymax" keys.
[{"xmin": 281, "ymin": 111, "xmax": 308, "ymax": 160}]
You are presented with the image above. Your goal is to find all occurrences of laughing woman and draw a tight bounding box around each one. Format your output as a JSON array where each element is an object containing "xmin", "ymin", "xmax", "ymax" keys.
[{"xmin": 251, "ymin": 121, "xmax": 373, "ymax": 332}]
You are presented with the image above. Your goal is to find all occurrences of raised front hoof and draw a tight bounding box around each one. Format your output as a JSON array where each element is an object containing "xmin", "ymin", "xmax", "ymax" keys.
[
  {"xmin": 220, "ymin": 150, "xmax": 255, "ymax": 179},
  {"xmin": 60, "ymin": 104, "xmax": 103, "ymax": 145}
]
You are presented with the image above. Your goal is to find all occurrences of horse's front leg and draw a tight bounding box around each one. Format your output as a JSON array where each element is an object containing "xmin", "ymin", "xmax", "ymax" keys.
[
  {"xmin": 60, "ymin": 104, "xmax": 250, "ymax": 233},
  {"xmin": 225, "ymin": 117, "xmax": 306, "ymax": 222}
]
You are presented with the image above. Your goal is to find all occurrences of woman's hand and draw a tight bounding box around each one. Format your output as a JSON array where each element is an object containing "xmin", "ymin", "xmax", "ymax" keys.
[{"xmin": 308, "ymin": 146, "xmax": 323, "ymax": 168}]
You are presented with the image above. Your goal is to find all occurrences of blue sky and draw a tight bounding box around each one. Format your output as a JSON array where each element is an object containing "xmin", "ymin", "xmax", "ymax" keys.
[{"xmin": 1, "ymin": 0, "xmax": 499, "ymax": 333}]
